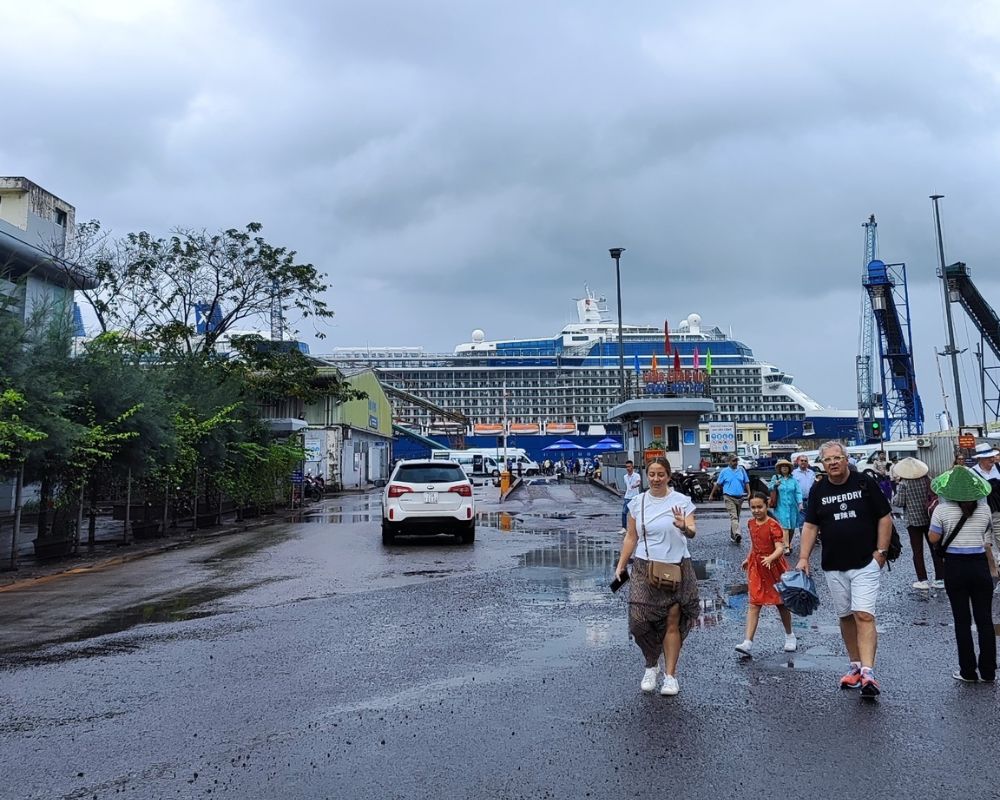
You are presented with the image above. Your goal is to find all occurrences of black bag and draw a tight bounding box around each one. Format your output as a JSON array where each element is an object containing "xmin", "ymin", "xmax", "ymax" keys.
[
  {"xmin": 987, "ymin": 478, "xmax": 1000, "ymax": 514},
  {"xmin": 886, "ymin": 528, "xmax": 903, "ymax": 562},
  {"xmin": 860, "ymin": 474, "xmax": 902, "ymax": 564}
]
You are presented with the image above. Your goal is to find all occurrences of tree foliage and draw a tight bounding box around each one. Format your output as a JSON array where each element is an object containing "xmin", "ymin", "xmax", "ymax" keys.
[{"xmin": 68, "ymin": 221, "xmax": 334, "ymax": 353}]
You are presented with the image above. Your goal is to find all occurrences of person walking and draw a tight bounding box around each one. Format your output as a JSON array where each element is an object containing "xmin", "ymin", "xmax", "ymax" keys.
[
  {"xmin": 927, "ymin": 466, "xmax": 998, "ymax": 683},
  {"xmin": 890, "ymin": 457, "xmax": 942, "ymax": 590},
  {"xmin": 791, "ymin": 454, "xmax": 816, "ymax": 540},
  {"xmin": 735, "ymin": 493, "xmax": 796, "ymax": 657},
  {"xmin": 768, "ymin": 459, "xmax": 803, "ymax": 555},
  {"xmin": 796, "ymin": 440, "xmax": 893, "ymax": 698},
  {"xmin": 614, "ymin": 457, "xmax": 699, "ymax": 697},
  {"xmin": 969, "ymin": 442, "xmax": 1000, "ymax": 552},
  {"xmin": 709, "ymin": 454, "xmax": 750, "ymax": 544},
  {"xmin": 619, "ymin": 460, "xmax": 642, "ymax": 535}
]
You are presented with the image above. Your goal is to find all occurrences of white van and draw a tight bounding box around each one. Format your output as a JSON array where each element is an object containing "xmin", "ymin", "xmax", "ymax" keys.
[
  {"xmin": 467, "ymin": 447, "xmax": 540, "ymax": 475},
  {"xmin": 430, "ymin": 450, "xmax": 500, "ymax": 476}
]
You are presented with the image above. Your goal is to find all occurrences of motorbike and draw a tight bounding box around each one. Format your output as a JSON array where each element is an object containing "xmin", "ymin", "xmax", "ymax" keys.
[{"xmin": 673, "ymin": 468, "xmax": 712, "ymax": 501}]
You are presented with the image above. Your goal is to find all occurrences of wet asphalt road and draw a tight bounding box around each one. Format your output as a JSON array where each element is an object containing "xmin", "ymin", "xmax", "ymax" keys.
[{"xmin": 1, "ymin": 480, "xmax": 998, "ymax": 799}]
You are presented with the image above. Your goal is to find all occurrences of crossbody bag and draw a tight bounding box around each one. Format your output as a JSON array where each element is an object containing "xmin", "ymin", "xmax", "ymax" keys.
[
  {"xmin": 640, "ymin": 492, "xmax": 683, "ymax": 591},
  {"xmin": 932, "ymin": 509, "xmax": 972, "ymax": 560}
]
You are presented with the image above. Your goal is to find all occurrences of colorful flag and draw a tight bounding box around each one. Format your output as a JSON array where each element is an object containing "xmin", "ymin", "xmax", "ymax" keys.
[
  {"xmin": 651, "ymin": 353, "xmax": 659, "ymax": 372},
  {"xmin": 693, "ymin": 347, "xmax": 700, "ymax": 370},
  {"xmin": 664, "ymin": 320, "xmax": 671, "ymax": 356},
  {"xmin": 673, "ymin": 348, "xmax": 681, "ymax": 371},
  {"xmin": 706, "ymin": 348, "xmax": 713, "ymax": 375}
]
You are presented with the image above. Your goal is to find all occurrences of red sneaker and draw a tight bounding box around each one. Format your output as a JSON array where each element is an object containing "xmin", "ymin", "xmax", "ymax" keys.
[
  {"xmin": 860, "ymin": 673, "xmax": 881, "ymax": 698},
  {"xmin": 839, "ymin": 666, "xmax": 862, "ymax": 689}
]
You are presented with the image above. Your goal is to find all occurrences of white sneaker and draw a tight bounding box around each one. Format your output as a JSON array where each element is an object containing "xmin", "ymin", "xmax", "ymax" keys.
[
  {"xmin": 734, "ymin": 640, "xmax": 753, "ymax": 657},
  {"xmin": 912, "ymin": 580, "xmax": 930, "ymax": 590},
  {"xmin": 619, "ymin": 527, "xmax": 627, "ymax": 535},
  {"xmin": 932, "ymin": 579, "xmax": 945, "ymax": 589},
  {"xmin": 784, "ymin": 634, "xmax": 797, "ymax": 652},
  {"xmin": 660, "ymin": 675, "xmax": 679, "ymax": 696},
  {"xmin": 640, "ymin": 667, "xmax": 658, "ymax": 692}
]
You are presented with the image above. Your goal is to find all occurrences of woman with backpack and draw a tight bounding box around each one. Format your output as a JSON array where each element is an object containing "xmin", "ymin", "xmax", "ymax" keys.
[
  {"xmin": 890, "ymin": 457, "xmax": 943, "ymax": 590},
  {"xmin": 927, "ymin": 467, "xmax": 998, "ymax": 683}
]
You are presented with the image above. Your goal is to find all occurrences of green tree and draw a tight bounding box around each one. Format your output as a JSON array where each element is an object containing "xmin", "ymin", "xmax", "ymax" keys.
[
  {"xmin": 67, "ymin": 221, "xmax": 334, "ymax": 353},
  {"xmin": 0, "ymin": 389, "xmax": 46, "ymax": 570}
]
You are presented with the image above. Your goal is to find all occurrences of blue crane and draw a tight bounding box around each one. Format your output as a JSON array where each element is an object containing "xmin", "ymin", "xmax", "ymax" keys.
[
  {"xmin": 855, "ymin": 215, "xmax": 878, "ymax": 441},
  {"xmin": 862, "ymin": 258, "xmax": 924, "ymax": 439}
]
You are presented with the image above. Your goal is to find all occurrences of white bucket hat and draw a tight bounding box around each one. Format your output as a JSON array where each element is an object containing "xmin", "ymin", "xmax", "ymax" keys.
[{"xmin": 973, "ymin": 442, "xmax": 1000, "ymax": 460}]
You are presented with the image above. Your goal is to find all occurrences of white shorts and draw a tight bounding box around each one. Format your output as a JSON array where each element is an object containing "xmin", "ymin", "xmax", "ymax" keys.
[{"xmin": 825, "ymin": 559, "xmax": 882, "ymax": 618}]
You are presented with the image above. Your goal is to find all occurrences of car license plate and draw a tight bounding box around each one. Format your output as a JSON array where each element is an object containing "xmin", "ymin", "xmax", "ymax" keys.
[{"xmin": 424, "ymin": 492, "xmax": 438, "ymax": 504}]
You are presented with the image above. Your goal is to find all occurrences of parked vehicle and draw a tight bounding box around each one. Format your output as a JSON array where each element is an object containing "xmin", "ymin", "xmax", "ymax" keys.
[
  {"xmin": 429, "ymin": 449, "xmax": 501, "ymax": 477},
  {"xmin": 673, "ymin": 468, "xmax": 713, "ymax": 501},
  {"xmin": 382, "ymin": 460, "xmax": 476, "ymax": 545}
]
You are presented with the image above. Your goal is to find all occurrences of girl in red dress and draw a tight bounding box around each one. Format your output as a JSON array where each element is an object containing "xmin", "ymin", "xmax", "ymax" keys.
[{"xmin": 735, "ymin": 493, "xmax": 796, "ymax": 656}]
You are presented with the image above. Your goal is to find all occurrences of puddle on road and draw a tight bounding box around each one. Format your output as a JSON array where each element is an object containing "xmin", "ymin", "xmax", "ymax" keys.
[
  {"xmin": 512, "ymin": 540, "xmax": 741, "ymax": 632},
  {"xmin": 197, "ymin": 528, "xmax": 294, "ymax": 566},
  {"xmin": 64, "ymin": 580, "xmax": 277, "ymax": 641},
  {"xmin": 294, "ymin": 511, "xmax": 374, "ymax": 524},
  {"xmin": 0, "ymin": 579, "xmax": 281, "ymax": 666}
]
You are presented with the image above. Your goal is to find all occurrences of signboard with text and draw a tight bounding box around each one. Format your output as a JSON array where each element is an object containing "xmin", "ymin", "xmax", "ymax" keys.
[{"xmin": 708, "ymin": 422, "xmax": 737, "ymax": 454}]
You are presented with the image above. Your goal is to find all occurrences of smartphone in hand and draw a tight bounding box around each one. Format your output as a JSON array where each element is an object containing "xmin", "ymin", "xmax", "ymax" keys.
[{"xmin": 609, "ymin": 571, "xmax": 630, "ymax": 592}]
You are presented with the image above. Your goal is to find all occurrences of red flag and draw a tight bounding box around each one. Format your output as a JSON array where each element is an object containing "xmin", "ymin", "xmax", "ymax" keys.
[
  {"xmin": 651, "ymin": 353, "xmax": 658, "ymax": 373},
  {"xmin": 664, "ymin": 320, "xmax": 671, "ymax": 356},
  {"xmin": 693, "ymin": 347, "xmax": 700, "ymax": 370},
  {"xmin": 673, "ymin": 348, "xmax": 681, "ymax": 371}
]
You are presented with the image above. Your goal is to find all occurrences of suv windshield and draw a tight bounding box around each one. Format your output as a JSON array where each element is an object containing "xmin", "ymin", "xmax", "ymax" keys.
[{"xmin": 394, "ymin": 464, "xmax": 466, "ymax": 484}]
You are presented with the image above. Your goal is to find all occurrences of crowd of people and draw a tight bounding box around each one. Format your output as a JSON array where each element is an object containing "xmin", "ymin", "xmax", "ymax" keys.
[
  {"xmin": 540, "ymin": 455, "xmax": 602, "ymax": 477},
  {"xmin": 615, "ymin": 441, "xmax": 1000, "ymax": 698}
]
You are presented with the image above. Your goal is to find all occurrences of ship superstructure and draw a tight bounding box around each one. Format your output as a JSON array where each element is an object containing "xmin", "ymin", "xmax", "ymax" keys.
[{"xmin": 323, "ymin": 289, "xmax": 857, "ymax": 441}]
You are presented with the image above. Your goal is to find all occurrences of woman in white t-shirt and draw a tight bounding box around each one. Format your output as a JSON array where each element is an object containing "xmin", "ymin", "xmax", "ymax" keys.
[{"xmin": 614, "ymin": 457, "xmax": 699, "ymax": 697}]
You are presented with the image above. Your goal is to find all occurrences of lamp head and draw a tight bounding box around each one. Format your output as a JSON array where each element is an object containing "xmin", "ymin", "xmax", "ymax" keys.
[{"xmin": 609, "ymin": 247, "xmax": 625, "ymax": 259}]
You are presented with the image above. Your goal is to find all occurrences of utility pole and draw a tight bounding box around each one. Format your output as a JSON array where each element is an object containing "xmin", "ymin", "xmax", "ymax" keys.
[
  {"xmin": 930, "ymin": 195, "xmax": 965, "ymax": 428},
  {"xmin": 610, "ymin": 248, "xmax": 626, "ymax": 402}
]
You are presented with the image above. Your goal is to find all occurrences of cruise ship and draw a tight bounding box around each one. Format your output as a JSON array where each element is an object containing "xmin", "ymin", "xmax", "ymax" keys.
[{"xmin": 323, "ymin": 289, "xmax": 857, "ymax": 443}]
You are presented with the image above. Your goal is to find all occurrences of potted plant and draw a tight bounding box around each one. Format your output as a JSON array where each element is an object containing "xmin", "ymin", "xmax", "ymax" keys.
[{"xmin": 643, "ymin": 439, "xmax": 666, "ymax": 463}]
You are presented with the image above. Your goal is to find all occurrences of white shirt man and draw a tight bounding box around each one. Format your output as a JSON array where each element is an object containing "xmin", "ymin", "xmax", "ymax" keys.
[
  {"xmin": 620, "ymin": 461, "xmax": 642, "ymax": 533},
  {"xmin": 791, "ymin": 455, "xmax": 816, "ymax": 501},
  {"xmin": 970, "ymin": 443, "xmax": 1000, "ymax": 549}
]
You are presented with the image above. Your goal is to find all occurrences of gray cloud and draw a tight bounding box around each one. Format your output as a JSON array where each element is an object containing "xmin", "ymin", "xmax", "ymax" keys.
[{"xmin": 3, "ymin": 0, "xmax": 1000, "ymax": 417}]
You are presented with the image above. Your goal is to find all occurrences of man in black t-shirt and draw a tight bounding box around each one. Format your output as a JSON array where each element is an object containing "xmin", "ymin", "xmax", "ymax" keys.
[{"xmin": 796, "ymin": 440, "xmax": 893, "ymax": 698}]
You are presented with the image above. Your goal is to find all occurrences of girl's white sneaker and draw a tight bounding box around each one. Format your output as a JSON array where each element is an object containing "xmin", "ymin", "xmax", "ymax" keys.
[
  {"xmin": 784, "ymin": 634, "xmax": 798, "ymax": 652},
  {"xmin": 734, "ymin": 639, "xmax": 753, "ymax": 657},
  {"xmin": 660, "ymin": 675, "xmax": 680, "ymax": 696},
  {"xmin": 640, "ymin": 667, "xmax": 658, "ymax": 692}
]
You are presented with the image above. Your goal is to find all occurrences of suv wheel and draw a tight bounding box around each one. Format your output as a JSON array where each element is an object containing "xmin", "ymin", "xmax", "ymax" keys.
[
  {"xmin": 458, "ymin": 524, "xmax": 476, "ymax": 545},
  {"xmin": 381, "ymin": 523, "xmax": 396, "ymax": 546}
]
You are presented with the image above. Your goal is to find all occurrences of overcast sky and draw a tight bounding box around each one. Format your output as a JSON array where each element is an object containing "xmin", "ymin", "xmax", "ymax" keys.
[{"xmin": 4, "ymin": 0, "xmax": 1000, "ymax": 421}]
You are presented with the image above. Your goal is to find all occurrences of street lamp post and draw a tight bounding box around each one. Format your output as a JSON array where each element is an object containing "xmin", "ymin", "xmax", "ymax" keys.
[{"xmin": 610, "ymin": 248, "xmax": 626, "ymax": 402}]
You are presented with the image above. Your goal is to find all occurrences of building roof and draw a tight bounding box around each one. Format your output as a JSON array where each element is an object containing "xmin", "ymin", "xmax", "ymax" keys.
[{"xmin": 0, "ymin": 223, "xmax": 98, "ymax": 290}]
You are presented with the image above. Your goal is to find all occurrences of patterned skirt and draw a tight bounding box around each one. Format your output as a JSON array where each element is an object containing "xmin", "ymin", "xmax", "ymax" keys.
[{"xmin": 628, "ymin": 557, "xmax": 701, "ymax": 666}]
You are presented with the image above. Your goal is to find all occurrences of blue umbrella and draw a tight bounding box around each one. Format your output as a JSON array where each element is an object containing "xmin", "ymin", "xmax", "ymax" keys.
[
  {"xmin": 773, "ymin": 570, "xmax": 820, "ymax": 616},
  {"xmin": 543, "ymin": 438, "xmax": 585, "ymax": 451},
  {"xmin": 588, "ymin": 437, "xmax": 624, "ymax": 451}
]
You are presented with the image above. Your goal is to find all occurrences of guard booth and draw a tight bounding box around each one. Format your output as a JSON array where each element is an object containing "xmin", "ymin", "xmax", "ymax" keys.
[{"xmin": 602, "ymin": 397, "xmax": 716, "ymax": 490}]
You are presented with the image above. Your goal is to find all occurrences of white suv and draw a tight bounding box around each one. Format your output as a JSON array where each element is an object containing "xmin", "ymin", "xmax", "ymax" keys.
[{"xmin": 382, "ymin": 460, "xmax": 476, "ymax": 545}]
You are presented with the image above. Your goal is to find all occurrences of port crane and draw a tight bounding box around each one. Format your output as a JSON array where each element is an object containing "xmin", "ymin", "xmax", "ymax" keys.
[
  {"xmin": 862, "ymin": 254, "xmax": 924, "ymax": 439},
  {"xmin": 942, "ymin": 261, "xmax": 1000, "ymax": 422},
  {"xmin": 855, "ymin": 215, "xmax": 878, "ymax": 442}
]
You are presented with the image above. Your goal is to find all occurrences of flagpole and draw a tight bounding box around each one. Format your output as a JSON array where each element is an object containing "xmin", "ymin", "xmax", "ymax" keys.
[{"xmin": 502, "ymin": 380, "xmax": 508, "ymax": 469}]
